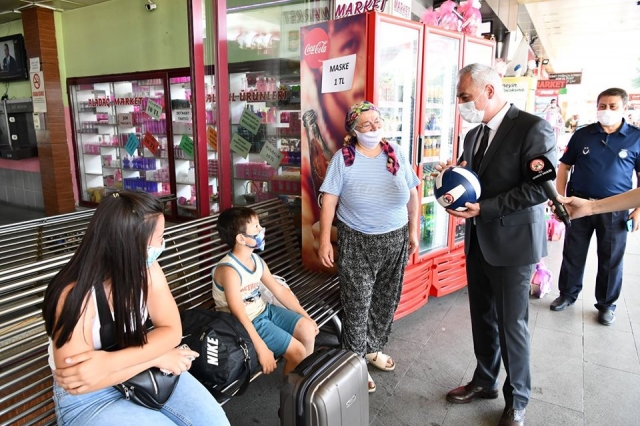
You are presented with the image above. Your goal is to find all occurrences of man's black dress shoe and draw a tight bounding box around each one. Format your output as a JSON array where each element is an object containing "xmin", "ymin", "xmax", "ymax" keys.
[
  {"xmin": 498, "ymin": 407, "xmax": 526, "ymax": 426},
  {"xmin": 550, "ymin": 296, "xmax": 573, "ymax": 311},
  {"xmin": 446, "ymin": 382, "xmax": 499, "ymax": 404},
  {"xmin": 598, "ymin": 309, "xmax": 615, "ymax": 325}
]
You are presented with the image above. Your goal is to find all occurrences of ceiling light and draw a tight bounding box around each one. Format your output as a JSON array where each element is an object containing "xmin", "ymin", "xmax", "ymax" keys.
[{"xmin": 542, "ymin": 59, "xmax": 550, "ymax": 65}]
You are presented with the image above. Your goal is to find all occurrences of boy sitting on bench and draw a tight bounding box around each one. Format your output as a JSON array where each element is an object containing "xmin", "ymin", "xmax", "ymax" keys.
[{"xmin": 212, "ymin": 207, "xmax": 318, "ymax": 375}]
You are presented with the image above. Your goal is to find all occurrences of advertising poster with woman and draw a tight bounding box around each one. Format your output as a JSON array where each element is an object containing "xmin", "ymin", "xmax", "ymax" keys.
[{"xmin": 299, "ymin": 14, "xmax": 367, "ymax": 271}]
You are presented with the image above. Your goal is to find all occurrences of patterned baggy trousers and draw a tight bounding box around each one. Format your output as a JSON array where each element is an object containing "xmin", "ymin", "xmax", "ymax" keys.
[{"xmin": 337, "ymin": 222, "xmax": 409, "ymax": 356}]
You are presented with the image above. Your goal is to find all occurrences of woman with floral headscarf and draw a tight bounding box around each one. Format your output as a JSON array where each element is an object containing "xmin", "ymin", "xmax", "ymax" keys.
[{"xmin": 317, "ymin": 101, "xmax": 420, "ymax": 393}]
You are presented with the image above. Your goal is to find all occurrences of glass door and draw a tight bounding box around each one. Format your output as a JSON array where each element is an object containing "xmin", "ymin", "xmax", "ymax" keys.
[
  {"xmin": 418, "ymin": 28, "xmax": 462, "ymax": 256},
  {"xmin": 453, "ymin": 35, "xmax": 495, "ymax": 247},
  {"xmin": 373, "ymin": 17, "xmax": 422, "ymax": 164}
]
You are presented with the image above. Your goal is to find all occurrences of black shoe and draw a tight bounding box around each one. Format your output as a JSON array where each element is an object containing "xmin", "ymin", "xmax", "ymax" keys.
[
  {"xmin": 550, "ymin": 296, "xmax": 573, "ymax": 311},
  {"xmin": 498, "ymin": 407, "xmax": 526, "ymax": 426},
  {"xmin": 598, "ymin": 309, "xmax": 615, "ymax": 326},
  {"xmin": 446, "ymin": 382, "xmax": 499, "ymax": 404}
]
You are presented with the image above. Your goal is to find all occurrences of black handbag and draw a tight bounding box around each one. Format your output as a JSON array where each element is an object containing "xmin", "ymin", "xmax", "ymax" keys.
[
  {"xmin": 94, "ymin": 284, "xmax": 179, "ymax": 410},
  {"xmin": 180, "ymin": 308, "xmax": 259, "ymax": 401}
]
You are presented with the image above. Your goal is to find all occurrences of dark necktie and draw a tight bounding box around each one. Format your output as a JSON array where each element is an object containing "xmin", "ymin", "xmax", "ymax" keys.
[{"xmin": 473, "ymin": 125, "xmax": 490, "ymax": 173}]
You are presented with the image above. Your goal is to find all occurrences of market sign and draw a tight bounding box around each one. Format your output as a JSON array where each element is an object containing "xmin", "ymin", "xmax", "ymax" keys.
[
  {"xmin": 334, "ymin": 0, "xmax": 387, "ymax": 19},
  {"xmin": 536, "ymin": 79, "xmax": 566, "ymax": 90},
  {"xmin": 548, "ymin": 72, "xmax": 582, "ymax": 85}
]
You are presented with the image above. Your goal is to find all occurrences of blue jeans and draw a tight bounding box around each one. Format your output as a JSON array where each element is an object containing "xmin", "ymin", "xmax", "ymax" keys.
[{"xmin": 53, "ymin": 371, "xmax": 230, "ymax": 425}]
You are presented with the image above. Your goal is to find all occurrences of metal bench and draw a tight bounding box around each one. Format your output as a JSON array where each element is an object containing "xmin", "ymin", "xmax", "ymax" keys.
[
  {"xmin": 0, "ymin": 210, "xmax": 95, "ymax": 272},
  {"xmin": 0, "ymin": 198, "xmax": 341, "ymax": 425},
  {"xmin": 0, "ymin": 194, "xmax": 175, "ymax": 272}
]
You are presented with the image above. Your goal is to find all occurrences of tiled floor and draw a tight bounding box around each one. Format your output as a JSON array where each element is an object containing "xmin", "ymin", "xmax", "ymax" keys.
[{"xmin": 223, "ymin": 231, "xmax": 640, "ymax": 426}]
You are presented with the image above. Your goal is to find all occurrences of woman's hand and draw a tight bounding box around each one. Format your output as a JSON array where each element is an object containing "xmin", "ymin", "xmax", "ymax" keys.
[
  {"xmin": 154, "ymin": 345, "xmax": 200, "ymax": 376},
  {"xmin": 317, "ymin": 239, "xmax": 335, "ymax": 268},
  {"xmin": 53, "ymin": 350, "xmax": 113, "ymax": 394},
  {"xmin": 553, "ymin": 195, "xmax": 590, "ymax": 220}
]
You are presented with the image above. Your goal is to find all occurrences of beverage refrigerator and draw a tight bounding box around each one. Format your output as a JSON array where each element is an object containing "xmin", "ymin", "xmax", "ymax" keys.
[{"xmin": 299, "ymin": 12, "xmax": 494, "ymax": 319}]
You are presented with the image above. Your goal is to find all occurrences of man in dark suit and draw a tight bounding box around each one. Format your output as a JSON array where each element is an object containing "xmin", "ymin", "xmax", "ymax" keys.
[
  {"xmin": 2, "ymin": 44, "xmax": 17, "ymax": 72},
  {"xmin": 437, "ymin": 64, "xmax": 556, "ymax": 426}
]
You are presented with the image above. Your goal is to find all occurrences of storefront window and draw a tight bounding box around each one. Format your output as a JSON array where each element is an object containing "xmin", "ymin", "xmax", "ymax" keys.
[{"xmin": 219, "ymin": 0, "xmax": 330, "ymax": 207}]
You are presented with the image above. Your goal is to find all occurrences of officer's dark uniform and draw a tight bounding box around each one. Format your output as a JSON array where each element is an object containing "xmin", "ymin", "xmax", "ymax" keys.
[{"xmin": 558, "ymin": 119, "xmax": 640, "ymax": 311}]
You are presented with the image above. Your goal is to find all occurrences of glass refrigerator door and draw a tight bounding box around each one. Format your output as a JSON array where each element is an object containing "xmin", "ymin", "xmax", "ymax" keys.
[
  {"xmin": 375, "ymin": 19, "xmax": 421, "ymax": 163},
  {"xmin": 419, "ymin": 30, "xmax": 461, "ymax": 255},
  {"xmin": 453, "ymin": 36, "xmax": 494, "ymax": 246}
]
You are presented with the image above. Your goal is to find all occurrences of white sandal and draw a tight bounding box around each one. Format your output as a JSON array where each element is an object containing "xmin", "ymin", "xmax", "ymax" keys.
[
  {"xmin": 365, "ymin": 352, "xmax": 396, "ymax": 372},
  {"xmin": 367, "ymin": 371, "xmax": 376, "ymax": 393}
]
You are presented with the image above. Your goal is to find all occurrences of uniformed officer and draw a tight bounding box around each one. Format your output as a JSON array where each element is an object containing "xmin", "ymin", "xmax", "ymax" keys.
[{"xmin": 551, "ymin": 87, "xmax": 640, "ymax": 326}]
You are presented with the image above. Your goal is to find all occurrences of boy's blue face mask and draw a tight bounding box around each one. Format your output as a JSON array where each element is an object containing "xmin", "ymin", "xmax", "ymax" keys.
[{"xmin": 243, "ymin": 228, "xmax": 266, "ymax": 251}]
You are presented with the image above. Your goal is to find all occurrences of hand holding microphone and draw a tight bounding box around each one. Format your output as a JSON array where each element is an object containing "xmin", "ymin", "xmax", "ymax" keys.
[{"xmin": 525, "ymin": 156, "xmax": 571, "ymax": 227}]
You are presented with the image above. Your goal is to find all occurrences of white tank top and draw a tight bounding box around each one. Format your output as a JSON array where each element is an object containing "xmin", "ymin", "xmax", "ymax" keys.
[
  {"xmin": 211, "ymin": 252, "xmax": 266, "ymax": 321},
  {"xmin": 47, "ymin": 287, "xmax": 148, "ymax": 370}
]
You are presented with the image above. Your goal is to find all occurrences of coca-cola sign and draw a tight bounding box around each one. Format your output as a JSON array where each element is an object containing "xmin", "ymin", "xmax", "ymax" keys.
[{"xmin": 302, "ymin": 27, "xmax": 329, "ymax": 69}]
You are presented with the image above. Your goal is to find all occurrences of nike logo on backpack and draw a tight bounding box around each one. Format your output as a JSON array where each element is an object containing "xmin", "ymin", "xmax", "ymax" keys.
[{"xmin": 206, "ymin": 336, "xmax": 219, "ymax": 365}]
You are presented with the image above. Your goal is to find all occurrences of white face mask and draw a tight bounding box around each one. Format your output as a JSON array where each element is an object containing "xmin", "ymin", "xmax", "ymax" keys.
[
  {"xmin": 597, "ymin": 110, "xmax": 623, "ymax": 127},
  {"xmin": 458, "ymin": 90, "xmax": 487, "ymax": 123},
  {"xmin": 354, "ymin": 128, "xmax": 383, "ymax": 148}
]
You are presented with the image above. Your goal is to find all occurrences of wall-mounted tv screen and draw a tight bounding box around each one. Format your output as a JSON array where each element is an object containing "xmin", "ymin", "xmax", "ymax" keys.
[{"xmin": 0, "ymin": 34, "xmax": 29, "ymax": 82}]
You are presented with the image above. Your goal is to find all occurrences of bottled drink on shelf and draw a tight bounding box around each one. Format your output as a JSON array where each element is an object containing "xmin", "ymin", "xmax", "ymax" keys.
[{"xmin": 302, "ymin": 109, "xmax": 332, "ymax": 205}]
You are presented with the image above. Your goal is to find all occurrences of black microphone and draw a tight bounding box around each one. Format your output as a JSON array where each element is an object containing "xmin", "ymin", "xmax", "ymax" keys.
[{"xmin": 525, "ymin": 156, "xmax": 571, "ymax": 227}]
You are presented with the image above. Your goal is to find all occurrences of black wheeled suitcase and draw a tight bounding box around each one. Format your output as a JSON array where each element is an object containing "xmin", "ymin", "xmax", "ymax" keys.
[{"xmin": 280, "ymin": 348, "xmax": 369, "ymax": 426}]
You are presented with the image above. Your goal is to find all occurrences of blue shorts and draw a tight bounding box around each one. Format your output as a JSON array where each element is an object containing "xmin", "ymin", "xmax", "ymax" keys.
[{"xmin": 252, "ymin": 303, "xmax": 303, "ymax": 357}]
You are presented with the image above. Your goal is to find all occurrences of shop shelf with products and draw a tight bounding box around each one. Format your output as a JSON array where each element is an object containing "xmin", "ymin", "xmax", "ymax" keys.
[
  {"xmin": 169, "ymin": 75, "xmax": 200, "ymax": 218},
  {"xmin": 227, "ymin": 59, "xmax": 301, "ymax": 206},
  {"xmin": 69, "ymin": 74, "xmax": 174, "ymax": 214}
]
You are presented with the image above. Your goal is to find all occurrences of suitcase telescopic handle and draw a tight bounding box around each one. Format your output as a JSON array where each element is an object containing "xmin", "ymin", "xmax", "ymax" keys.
[{"xmin": 294, "ymin": 348, "xmax": 346, "ymax": 426}]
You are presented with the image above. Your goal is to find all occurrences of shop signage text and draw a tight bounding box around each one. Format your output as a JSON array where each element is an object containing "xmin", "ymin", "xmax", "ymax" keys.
[
  {"xmin": 88, "ymin": 97, "xmax": 144, "ymax": 107},
  {"xmin": 536, "ymin": 80, "xmax": 566, "ymax": 89},
  {"xmin": 282, "ymin": 6, "xmax": 330, "ymax": 24},
  {"xmin": 202, "ymin": 89, "xmax": 290, "ymax": 103},
  {"xmin": 335, "ymin": 0, "xmax": 388, "ymax": 19},
  {"xmin": 549, "ymin": 72, "xmax": 582, "ymax": 85},
  {"xmin": 392, "ymin": 0, "xmax": 411, "ymax": 19}
]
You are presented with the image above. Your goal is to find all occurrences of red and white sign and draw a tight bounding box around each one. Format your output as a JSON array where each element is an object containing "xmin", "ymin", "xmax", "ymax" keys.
[
  {"xmin": 536, "ymin": 79, "xmax": 566, "ymax": 90},
  {"xmin": 29, "ymin": 71, "xmax": 46, "ymax": 113},
  {"xmin": 32, "ymin": 73, "xmax": 41, "ymax": 90},
  {"xmin": 302, "ymin": 27, "xmax": 329, "ymax": 69}
]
